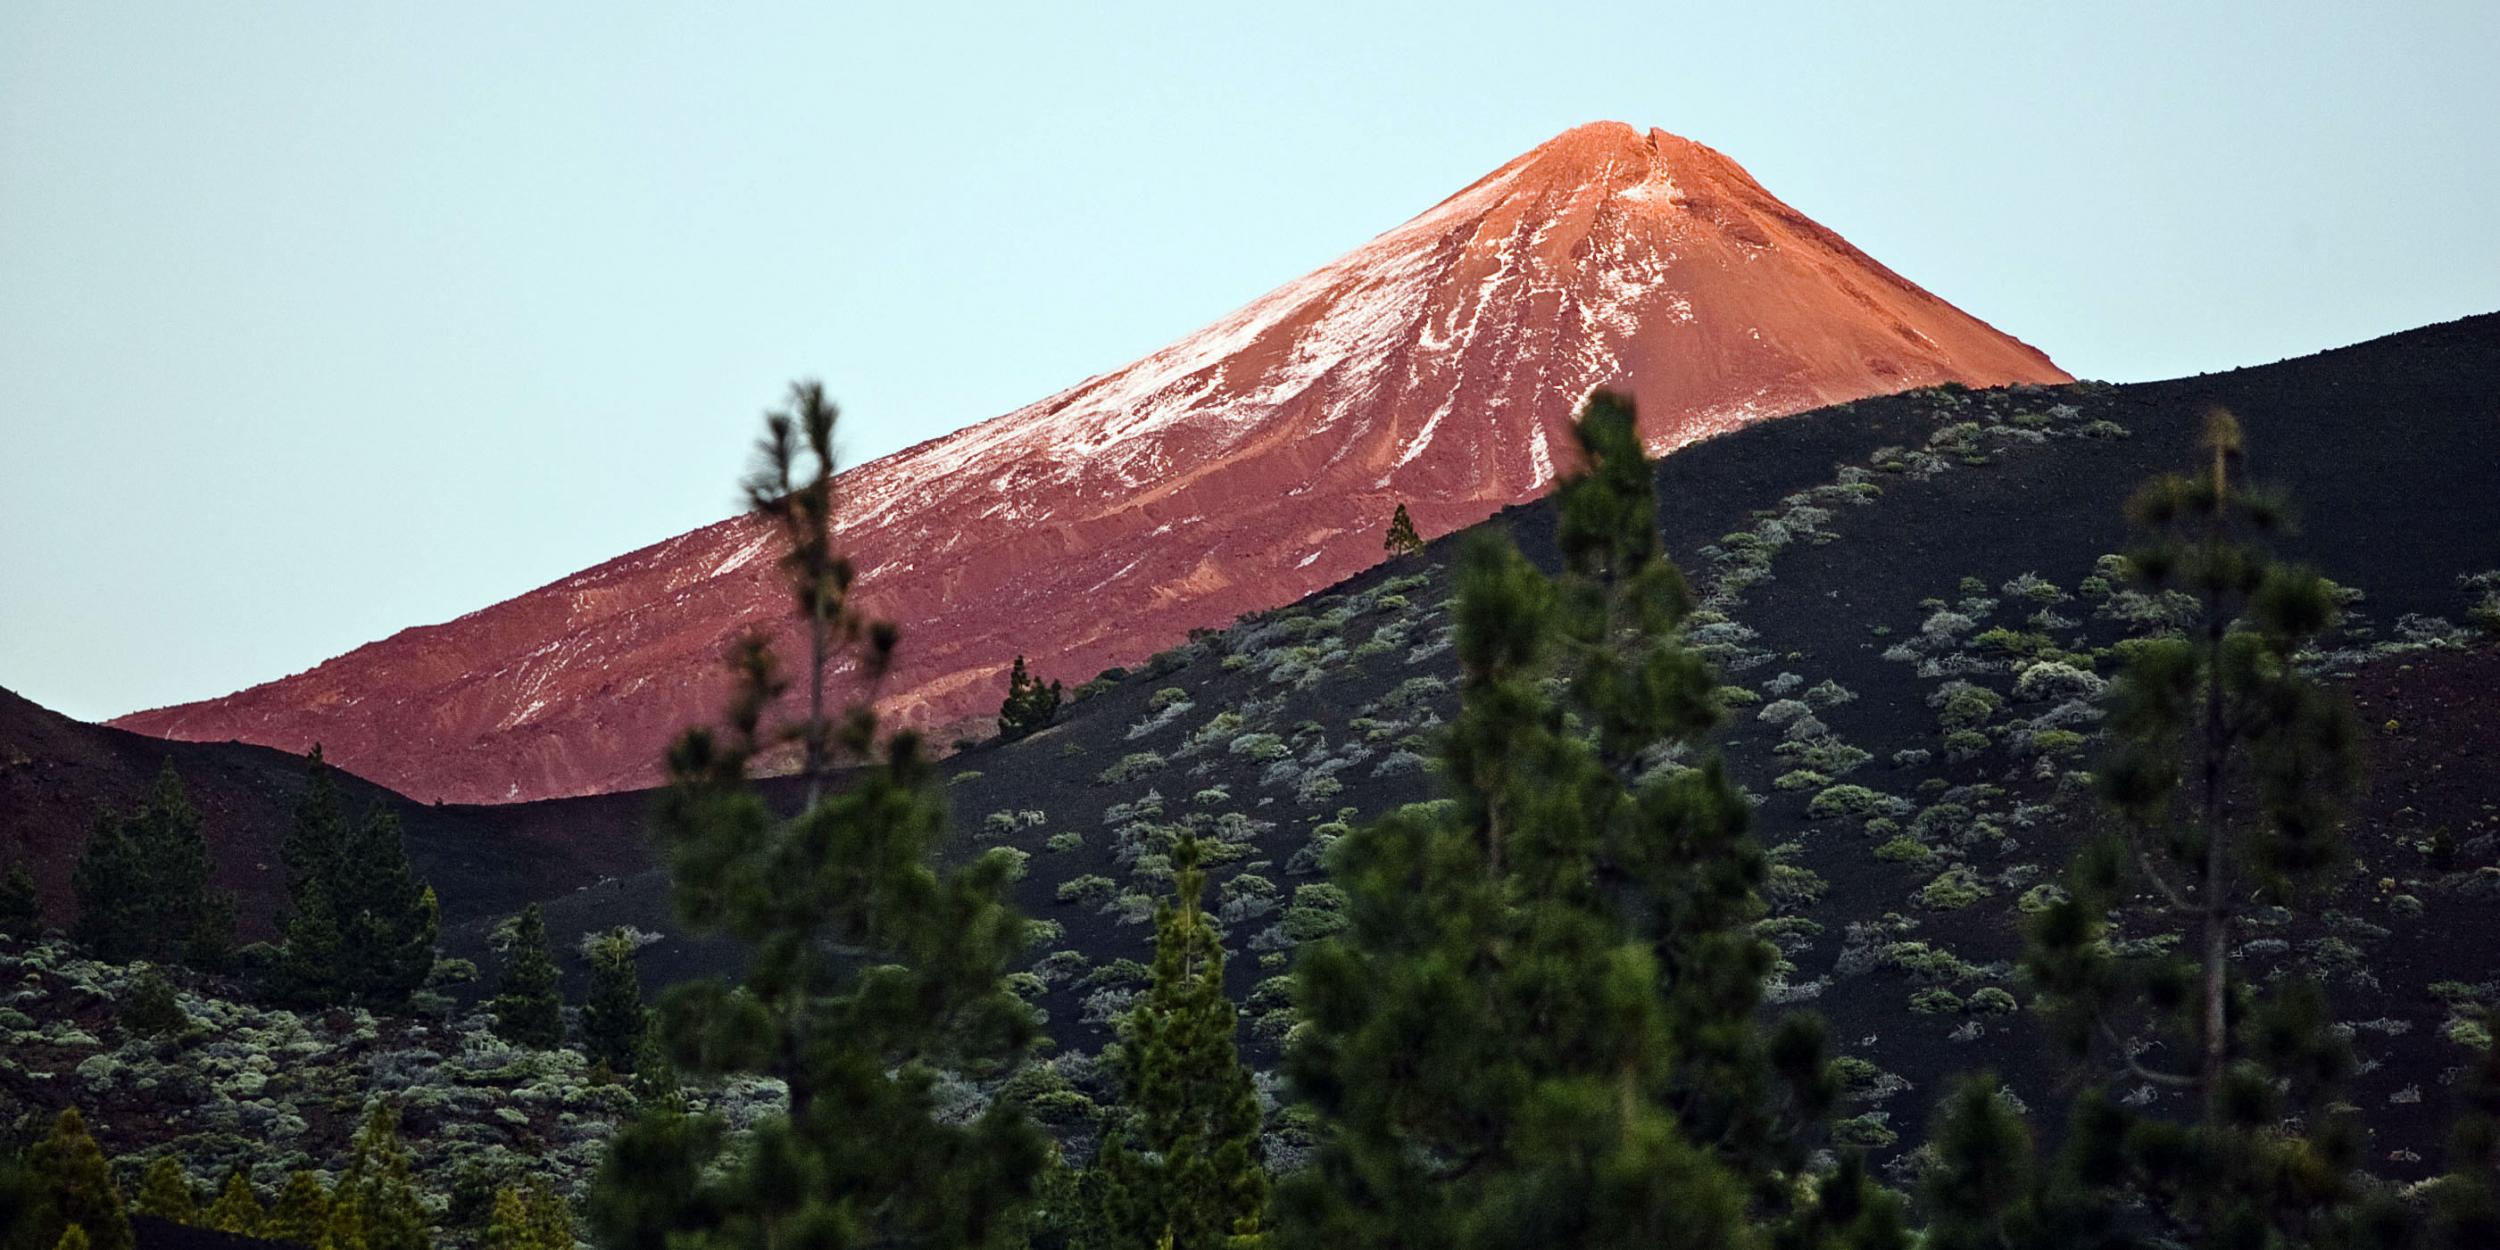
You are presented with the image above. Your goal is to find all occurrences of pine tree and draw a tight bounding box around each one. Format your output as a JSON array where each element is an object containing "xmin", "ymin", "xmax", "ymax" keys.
[
  {"xmin": 588, "ymin": 381, "xmax": 1048, "ymax": 1250},
  {"xmin": 1381, "ymin": 503, "xmax": 1422, "ymax": 558},
  {"xmin": 1553, "ymin": 396, "xmax": 1841, "ymax": 1210},
  {"xmin": 26, "ymin": 1109, "xmax": 131, "ymax": 1250},
  {"xmin": 491, "ymin": 904, "xmax": 564, "ymax": 1050},
  {"xmin": 335, "ymin": 807, "xmax": 439, "ymax": 1006},
  {"xmin": 484, "ymin": 1189, "xmax": 533, "ymax": 1250},
  {"xmin": 276, "ymin": 747, "xmax": 351, "ymax": 1004},
  {"xmin": 282, "ymin": 747, "xmax": 350, "ymax": 907},
  {"xmin": 521, "ymin": 1177, "xmax": 574, "ymax": 1250},
  {"xmin": 1279, "ymin": 392, "xmax": 1813, "ymax": 1250},
  {"xmin": 2431, "ymin": 1030, "xmax": 2500, "ymax": 1249},
  {"xmin": 262, "ymin": 1172, "xmax": 332, "ymax": 1250},
  {"xmin": 998, "ymin": 654, "xmax": 1063, "ymax": 741},
  {"xmin": 580, "ymin": 928, "xmax": 649, "ymax": 1074},
  {"xmin": 273, "ymin": 883, "xmax": 347, "ymax": 1007},
  {"xmin": 331, "ymin": 1102, "xmax": 429, "ymax": 1250},
  {"xmin": 133, "ymin": 1158, "xmax": 198, "ymax": 1224},
  {"xmin": 277, "ymin": 754, "xmax": 437, "ymax": 1007},
  {"xmin": 628, "ymin": 1024, "xmax": 679, "ymax": 1105},
  {"xmin": 68, "ymin": 809, "xmax": 141, "ymax": 960},
  {"xmin": 205, "ymin": 1170, "xmax": 265, "ymax": 1238},
  {"xmin": 2023, "ymin": 408, "xmax": 2389, "ymax": 1244},
  {"xmin": 584, "ymin": 1105, "xmax": 722, "ymax": 1250},
  {"xmin": 71, "ymin": 766, "xmax": 232, "ymax": 967},
  {"xmin": 1090, "ymin": 838, "xmax": 1266, "ymax": 1250},
  {"xmin": 51, "ymin": 1229, "xmax": 87, "ymax": 1250},
  {"xmin": 1914, "ymin": 1076, "xmax": 2127, "ymax": 1250},
  {"xmin": 1, "ymin": 1154, "xmax": 39, "ymax": 1250},
  {"xmin": 120, "ymin": 968, "xmax": 187, "ymax": 1037},
  {"xmin": 0, "ymin": 859, "xmax": 41, "ymax": 937}
]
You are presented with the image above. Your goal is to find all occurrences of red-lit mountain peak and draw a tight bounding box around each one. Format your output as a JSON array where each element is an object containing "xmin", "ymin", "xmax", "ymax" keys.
[{"xmin": 115, "ymin": 122, "xmax": 2069, "ymax": 802}]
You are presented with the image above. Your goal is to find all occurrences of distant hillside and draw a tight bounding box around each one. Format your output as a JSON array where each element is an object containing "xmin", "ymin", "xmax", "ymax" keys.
[
  {"xmin": 493, "ymin": 311, "xmax": 2500, "ymax": 1175},
  {"xmin": 4, "ymin": 315, "xmax": 2493, "ymax": 1217},
  {"xmin": 0, "ymin": 685, "xmax": 641, "ymax": 934}
]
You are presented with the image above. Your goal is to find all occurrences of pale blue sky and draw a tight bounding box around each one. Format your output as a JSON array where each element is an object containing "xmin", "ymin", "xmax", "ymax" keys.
[{"xmin": 4, "ymin": 2, "xmax": 2495, "ymax": 723}]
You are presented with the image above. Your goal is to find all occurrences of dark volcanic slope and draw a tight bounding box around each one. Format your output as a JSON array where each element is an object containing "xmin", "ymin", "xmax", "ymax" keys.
[
  {"xmin": 0, "ymin": 686, "xmax": 643, "ymax": 933},
  {"xmin": 484, "ymin": 313, "xmax": 2499, "ymax": 1173}
]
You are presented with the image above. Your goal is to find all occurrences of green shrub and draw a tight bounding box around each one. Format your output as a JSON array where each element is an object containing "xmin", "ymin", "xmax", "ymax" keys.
[
  {"xmin": 1831, "ymin": 1115, "xmax": 1899, "ymax": 1148},
  {"xmin": 1885, "ymin": 941, "xmax": 1981, "ymax": 983},
  {"xmin": 1098, "ymin": 752, "xmax": 1166, "ymax": 784},
  {"xmin": 1280, "ymin": 883, "xmax": 1351, "ymax": 942},
  {"xmin": 1910, "ymin": 987, "xmax": 1965, "ymax": 1015},
  {"xmin": 1969, "ymin": 627, "xmax": 2051, "ymax": 656},
  {"xmin": 1937, "ymin": 686, "xmax": 2003, "ymax": 728},
  {"xmin": 2016, "ymin": 884, "xmax": 2067, "ymax": 914},
  {"xmin": 1966, "ymin": 987, "xmax": 2019, "ymax": 1015},
  {"xmin": 1056, "ymin": 875, "xmax": 1116, "ymax": 905},
  {"xmin": 1045, "ymin": 832, "xmax": 1082, "ymax": 853},
  {"xmin": 1764, "ymin": 863, "xmax": 1828, "ymax": 908},
  {"xmin": 1807, "ymin": 785, "xmax": 1912, "ymax": 822},
  {"xmin": 1778, "ymin": 741, "xmax": 1872, "ymax": 775},
  {"xmin": 1774, "ymin": 770, "xmax": 1829, "ymax": 792},
  {"xmin": 1916, "ymin": 866, "xmax": 1990, "ymax": 911},
  {"xmin": 1228, "ymin": 733, "xmax": 1288, "ymax": 762},
  {"xmin": 1873, "ymin": 837, "xmax": 1932, "ymax": 864}
]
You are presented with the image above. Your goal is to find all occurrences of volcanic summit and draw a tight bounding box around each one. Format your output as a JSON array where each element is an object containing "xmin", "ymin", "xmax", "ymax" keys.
[{"xmin": 115, "ymin": 122, "xmax": 2070, "ymax": 802}]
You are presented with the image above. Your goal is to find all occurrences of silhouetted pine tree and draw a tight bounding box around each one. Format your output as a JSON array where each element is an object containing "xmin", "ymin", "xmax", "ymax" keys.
[
  {"xmin": 521, "ymin": 1178, "xmax": 572, "ymax": 1250},
  {"xmin": 1089, "ymin": 837, "xmax": 1266, "ymax": 1250},
  {"xmin": 262, "ymin": 1172, "xmax": 331, "ymax": 1250},
  {"xmin": 587, "ymin": 381, "xmax": 1047, "ymax": 1250},
  {"xmin": 1382, "ymin": 503, "xmax": 1422, "ymax": 558},
  {"xmin": 2023, "ymin": 408, "xmax": 2396, "ymax": 1245},
  {"xmin": 120, "ymin": 968, "xmax": 186, "ymax": 1037},
  {"xmin": 133, "ymin": 1158, "xmax": 197, "ymax": 1224},
  {"xmin": 1914, "ymin": 1075, "xmax": 2127, "ymax": 1250},
  {"xmin": 484, "ymin": 1179, "xmax": 572, "ymax": 1250},
  {"xmin": 492, "ymin": 904, "xmax": 564, "ymax": 1049},
  {"xmin": 999, "ymin": 655, "xmax": 1064, "ymax": 741},
  {"xmin": 204, "ymin": 1170, "xmax": 264, "ymax": 1238},
  {"xmin": 1278, "ymin": 393, "xmax": 1818, "ymax": 1250},
  {"xmin": 581, "ymin": 928, "xmax": 650, "ymax": 1074},
  {"xmin": 277, "ymin": 753, "xmax": 437, "ymax": 1007},
  {"xmin": 273, "ymin": 749, "xmax": 350, "ymax": 1001},
  {"xmin": 0, "ymin": 859, "xmax": 40, "ymax": 937},
  {"xmin": 2430, "ymin": 1030, "xmax": 2500, "ymax": 1249},
  {"xmin": 23, "ymin": 1109, "xmax": 130, "ymax": 1250},
  {"xmin": 336, "ymin": 808, "xmax": 439, "ymax": 1006},
  {"xmin": 281, "ymin": 747, "xmax": 349, "ymax": 904},
  {"xmin": 273, "ymin": 883, "xmax": 347, "ymax": 1006},
  {"xmin": 485, "ymin": 1188, "xmax": 534, "ymax": 1250},
  {"xmin": 71, "ymin": 766, "xmax": 231, "ymax": 967},
  {"xmin": 329, "ymin": 1102, "xmax": 429, "ymax": 1250},
  {"xmin": 584, "ymin": 1106, "xmax": 722, "ymax": 1250},
  {"xmin": 1553, "ymin": 396, "xmax": 1846, "ymax": 1217}
]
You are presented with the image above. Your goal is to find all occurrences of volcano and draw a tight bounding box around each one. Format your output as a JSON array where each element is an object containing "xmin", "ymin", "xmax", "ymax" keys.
[{"xmin": 115, "ymin": 122, "xmax": 2069, "ymax": 802}]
